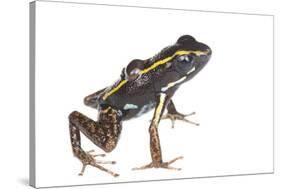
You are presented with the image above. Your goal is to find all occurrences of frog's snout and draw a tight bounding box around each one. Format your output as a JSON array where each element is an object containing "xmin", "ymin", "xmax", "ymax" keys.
[
  {"xmin": 199, "ymin": 45, "xmax": 212, "ymax": 63},
  {"xmin": 202, "ymin": 48, "xmax": 212, "ymax": 61},
  {"xmin": 206, "ymin": 47, "xmax": 212, "ymax": 56},
  {"xmin": 200, "ymin": 42, "xmax": 212, "ymax": 56}
]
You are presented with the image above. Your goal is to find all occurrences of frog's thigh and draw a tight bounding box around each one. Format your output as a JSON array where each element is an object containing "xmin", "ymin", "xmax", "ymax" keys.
[{"xmin": 69, "ymin": 109, "xmax": 122, "ymax": 153}]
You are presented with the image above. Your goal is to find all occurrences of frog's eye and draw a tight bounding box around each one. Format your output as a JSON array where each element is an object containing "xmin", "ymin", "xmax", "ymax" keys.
[
  {"xmin": 125, "ymin": 59, "xmax": 144, "ymax": 81},
  {"xmin": 126, "ymin": 68, "xmax": 141, "ymax": 81},
  {"xmin": 177, "ymin": 55, "xmax": 193, "ymax": 64},
  {"xmin": 129, "ymin": 68, "xmax": 141, "ymax": 76}
]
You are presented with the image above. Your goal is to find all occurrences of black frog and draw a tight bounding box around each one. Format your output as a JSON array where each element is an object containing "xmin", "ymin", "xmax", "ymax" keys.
[{"xmin": 69, "ymin": 35, "xmax": 212, "ymax": 177}]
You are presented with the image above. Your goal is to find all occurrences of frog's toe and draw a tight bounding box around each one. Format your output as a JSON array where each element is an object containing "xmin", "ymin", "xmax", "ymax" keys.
[
  {"xmin": 132, "ymin": 162, "xmax": 153, "ymax": 170},
  {"xmin": 161, "ymin": 112, "xmax": 199, "ymax": 128},
  {"xmin": 132, "ymin": 156, "xmax": 183, "ymax": 171},
  {"xmin": 86, "ymin": 149, "xmax": 106, "ymax": 158},
  {"xmin": 77, "ymin": 150, "xmax": 119, "ymax": 177}
]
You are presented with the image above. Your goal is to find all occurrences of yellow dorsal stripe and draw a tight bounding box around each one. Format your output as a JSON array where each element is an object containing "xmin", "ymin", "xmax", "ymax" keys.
[
  {"xmin": 102, "ymin": 79, "xmax": 128, "ymax": 100},
  {"xmin": 140, "ymin": 50, "xmax": 208, "ymax": 74},
  {"xmin": 102, "ymin": 50, "xmax": 208, "ymax": 100}
]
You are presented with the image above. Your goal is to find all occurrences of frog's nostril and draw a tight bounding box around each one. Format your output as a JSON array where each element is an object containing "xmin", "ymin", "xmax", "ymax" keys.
[{"xmin": 206, "ymin": 48, "xmax": 212, "ymax": 56}]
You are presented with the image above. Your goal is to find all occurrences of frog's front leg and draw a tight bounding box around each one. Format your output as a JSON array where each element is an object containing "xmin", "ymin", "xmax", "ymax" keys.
[
  {"xmin": 68, "ymin": 106, "xmax": 122, "ymax": 177},
  {"xmin": 161, "ymin": 100, "xmax": 199, "ymax": 128},
  {"xmin": 133, "ymin": 93, "xmax": 183, "ymax": 171}
]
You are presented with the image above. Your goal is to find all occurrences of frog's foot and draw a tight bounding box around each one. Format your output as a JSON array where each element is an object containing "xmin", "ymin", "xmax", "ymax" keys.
[
  {"xmin": 132, "ymin": 156, "xmax": 183, "ymax": 171},
  {"xmin": 161, "ymin": 112, "xmax": 199, "ymax": 128},
  {"xmin": 78, "ymin": 149, "xmax": 119, "ymax": 177}
]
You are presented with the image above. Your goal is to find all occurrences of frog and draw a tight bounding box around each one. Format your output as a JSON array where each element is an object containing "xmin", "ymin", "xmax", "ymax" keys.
[{"xmin": 68, "ymin": 35, "xmax": 212, "ymax": 177}]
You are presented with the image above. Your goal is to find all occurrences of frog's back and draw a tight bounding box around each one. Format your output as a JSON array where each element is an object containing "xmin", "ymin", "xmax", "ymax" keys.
[
  {"xmin": 100, "ymin": 72, "xmax": 157, "ymax": 120},
  {"xmin": 98, "ymin": 41, "xmax": 185, "ymax": 119}
]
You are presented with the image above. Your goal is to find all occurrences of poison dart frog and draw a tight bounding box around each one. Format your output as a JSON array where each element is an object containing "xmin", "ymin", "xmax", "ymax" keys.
[{"xmin": 69, "ymin": 35, "xmax": 212, "ymax": 177}]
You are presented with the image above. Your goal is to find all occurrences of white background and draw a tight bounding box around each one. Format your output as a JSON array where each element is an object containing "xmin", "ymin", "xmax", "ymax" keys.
[
  {"xmin": 34, "ymin": 1, "xmax": 273, "ymax": 187},
  {"xmin": 0, "ymin": 0, "xmax": 280, "ymax": 189}
]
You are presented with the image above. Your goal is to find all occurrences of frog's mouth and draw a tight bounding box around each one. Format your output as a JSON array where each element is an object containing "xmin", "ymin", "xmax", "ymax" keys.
[
  {"xmin": 185, "ymin": 52, "xmax": 211, "ymax": 79},
  {"xmin": 186, "ymin": 66, "xmax": 196, "ymax": 75}
]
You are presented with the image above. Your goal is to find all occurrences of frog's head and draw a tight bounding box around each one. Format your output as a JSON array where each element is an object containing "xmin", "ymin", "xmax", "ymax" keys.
[
  {"xmin": 173, "ymin": 35, "xmax": 211, "ymax": 80},
  {"xmin": 124, "ymin": 35, "xmax": 211, "ymax": 82}
]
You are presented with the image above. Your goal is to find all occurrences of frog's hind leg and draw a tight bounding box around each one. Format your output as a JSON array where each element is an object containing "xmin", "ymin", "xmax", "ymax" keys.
[
  {"xmin": 161, "ymin": 100, "xmax": 199, "ymax": 128},
  {"xmin": 68, "ymin": 108, "xmax": 122, "ymax": 177}
]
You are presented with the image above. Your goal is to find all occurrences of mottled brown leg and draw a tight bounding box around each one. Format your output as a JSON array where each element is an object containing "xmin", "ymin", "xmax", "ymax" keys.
[
  {"xmin": 69, "ymin": 108, "xmax": 122, "ymax": 177},
  {"xmin": 133, "ymin": 94, "xmax": 183, "ymax": 171},
  {"xmin": 161, "ymin": 100, "xmax": 199, "ymax": 128}
]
